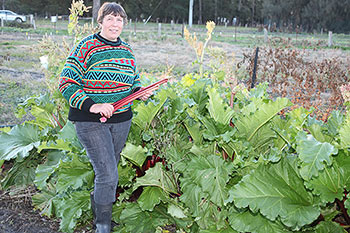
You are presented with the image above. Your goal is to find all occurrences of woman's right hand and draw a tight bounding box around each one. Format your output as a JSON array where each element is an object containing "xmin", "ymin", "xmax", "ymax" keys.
[{"xmin": 89, "ymin": 103, "xmax": 115, "ymax": 118}]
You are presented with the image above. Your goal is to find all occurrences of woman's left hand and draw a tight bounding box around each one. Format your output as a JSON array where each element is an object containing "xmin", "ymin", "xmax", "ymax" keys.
[
  {"xmin": 139, "ymin": 85, "xmax": 159, "ymax": 101},
  {"xmin": 139, "ymin": 90, "xmax": 153, "ymax": 101}
]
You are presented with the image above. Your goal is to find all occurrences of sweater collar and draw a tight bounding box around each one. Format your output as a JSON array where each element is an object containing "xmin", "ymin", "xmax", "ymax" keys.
[{"xmin": 95, "ymin": 32, "xmax": 122, "ymax": 46}]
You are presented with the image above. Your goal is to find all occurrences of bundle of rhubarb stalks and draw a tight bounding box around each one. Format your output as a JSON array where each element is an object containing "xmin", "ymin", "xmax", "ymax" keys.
[{"xmin": 100, "ymin": 78, "xmax": 168, "ymax": 122}]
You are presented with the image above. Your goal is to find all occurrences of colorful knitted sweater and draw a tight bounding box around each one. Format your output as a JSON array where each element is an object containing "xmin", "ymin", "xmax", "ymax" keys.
[{"xmin": 59, "ymin": 33, "xmax": 141, "ymax": 123}]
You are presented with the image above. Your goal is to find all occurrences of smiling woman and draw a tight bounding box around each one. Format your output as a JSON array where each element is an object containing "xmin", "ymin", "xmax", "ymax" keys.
[
  {"xmin": 97, "ymin": 3, "xmax": 127, "ymax": 42},
  {"xmin": 58, "ymin": 2, "xmax": 156, "ymax": 233}
]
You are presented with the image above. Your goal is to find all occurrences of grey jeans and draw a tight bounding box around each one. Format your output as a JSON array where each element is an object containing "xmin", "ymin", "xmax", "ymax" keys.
[{"xmin": 74, "ymin": 120, "xmax": 132, "ymax": 205}]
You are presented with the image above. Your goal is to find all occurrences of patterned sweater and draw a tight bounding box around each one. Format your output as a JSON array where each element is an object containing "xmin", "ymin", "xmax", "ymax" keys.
[{"xmin": 59, "ymin": 33, "xmax": 141, "ymax": 123}]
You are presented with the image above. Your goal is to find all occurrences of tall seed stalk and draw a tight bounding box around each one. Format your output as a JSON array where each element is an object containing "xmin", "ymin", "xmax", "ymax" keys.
[{"xmin": 184, "ymin": 21, "xmax": 215, "ymax": 77}]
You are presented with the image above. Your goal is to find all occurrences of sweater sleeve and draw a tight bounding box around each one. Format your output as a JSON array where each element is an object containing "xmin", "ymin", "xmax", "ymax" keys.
[{"xmin": 58, "ymin": 42, "xmax": 95, "ymax": 112}]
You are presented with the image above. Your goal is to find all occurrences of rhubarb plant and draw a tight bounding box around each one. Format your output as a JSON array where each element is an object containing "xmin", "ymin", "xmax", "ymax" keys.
[{"xmin": 1, "ymin": 1, "xmax": 350, "ymax": 232}]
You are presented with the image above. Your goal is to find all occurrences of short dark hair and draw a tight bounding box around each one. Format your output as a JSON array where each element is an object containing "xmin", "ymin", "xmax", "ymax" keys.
[{"xmin": 97, "ymin": 2, "xmax": 127, "ymax": 25}]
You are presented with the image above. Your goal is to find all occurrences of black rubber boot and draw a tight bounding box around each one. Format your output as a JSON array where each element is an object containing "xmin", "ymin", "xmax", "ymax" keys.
[
  {"xmin": 90, "ymin": 192, "xmax": 97, "ymax": 229},
  {"xmin": 95, "ymin": 202, "xmax": 113, "ymax": 233}
]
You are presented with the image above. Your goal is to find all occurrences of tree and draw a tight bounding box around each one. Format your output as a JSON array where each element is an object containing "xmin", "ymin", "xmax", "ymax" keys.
[{"xmin": 92, "ymin": 0, "xmax": 100, "ymax": 21}]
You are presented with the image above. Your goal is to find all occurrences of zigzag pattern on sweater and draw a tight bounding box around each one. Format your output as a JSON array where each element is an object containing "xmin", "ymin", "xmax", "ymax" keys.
[
  {"xmin": 84, "ymin": 72, "xmax": 131, "ymax": 83},
  {"xmin": 59, "ymin": 33, "xmax": 141, "ymax": 111}
]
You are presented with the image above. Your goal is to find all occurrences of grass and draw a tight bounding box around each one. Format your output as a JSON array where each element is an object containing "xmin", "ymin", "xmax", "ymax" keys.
[
  {"xmin": 0, "ymin": 73, "xmax": 47, "ymax": 126},
  {"xmin": 0, "ymin": 19, "xmax": 349, "ymax": 126}
]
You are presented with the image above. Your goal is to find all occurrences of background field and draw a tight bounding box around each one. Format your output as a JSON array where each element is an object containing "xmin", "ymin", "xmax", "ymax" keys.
[{"xmin": 1, "ymin": 18, "xmax": 350, "ymax": 126}]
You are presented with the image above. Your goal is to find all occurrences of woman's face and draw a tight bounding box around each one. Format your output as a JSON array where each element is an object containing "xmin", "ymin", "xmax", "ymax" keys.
[{"xmin": 100, "ymin": 14, "xmax": 124, "ymax": 41}]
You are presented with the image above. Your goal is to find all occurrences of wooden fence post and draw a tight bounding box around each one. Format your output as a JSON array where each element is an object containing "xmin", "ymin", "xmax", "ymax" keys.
[
  {"xmin": 328, "ymin": 31, "xmax": 333, "ymax": 47},
  {"xmin": 264, "ymin": 28, "xmax": 268, "ymax": 43},
  {"xmin": 158, "ymin": 23, "xmax": 161, "ymax": 37}
]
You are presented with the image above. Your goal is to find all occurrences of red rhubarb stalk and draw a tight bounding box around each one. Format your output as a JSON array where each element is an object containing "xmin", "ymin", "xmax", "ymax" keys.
[{"xmin": 100, "ymin": 78, "xmax": 168, "ymax": 122}]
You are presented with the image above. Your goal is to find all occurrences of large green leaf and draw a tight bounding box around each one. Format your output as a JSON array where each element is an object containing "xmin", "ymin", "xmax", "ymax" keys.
[
  {"xmin": 180, "ymin": 181, "xmax": 206, "ymax": 216},
  {"xmin": 306, "ymin": 161, "xmax": 344, "ymax": 204},
  {"xmin": 228, "ymin": 207, "xmax": 290, "ymax": 233},
  {"xmin": 184, "ymin": 120, "xmax": 204, "ymax": 144},
  {"xmin": 296, "ymin": 131, "xmax": 338, "ymax": 179},
  {"xmin": 194, "ymin": 200, "xmax": 228, "ymax": 230},
  {"xmin": 133, "ymin": 89, "xmax": 168, "ymax": 130},
  {"xmin": 16, "ymin": 94, "xmax": 56, "ymax": 128},
  {"xmin": 334, "ymin": 150, "xmax": 350, "ymax": 188},
  {"xmin": 206, "ymin": 87, "xmax": 234, "ymax": 125},
  {"xmin": 56, "ymin": 154, "xmax": 94, "ymax": 192},
  {"xmin": 134, "ymin": 163, "xmax": 178, "ymax": 194},
  {"xmin": 1, "ymin": 155, "xmax": 38, "ymax": 189},
  {"xmin": 315, "ymin": 221, "xmax": 346, "ymax": 233},
  {"xmin": 34, "ymin": 150, "xmax": 65, "ymax": 190},
  {"xmin": 200, "ymin": 225, "xmax": 237, "ymax": 233},
  {"xmin": 339, "ymin": 119, "xmax": 350, "ymax": 149},
  {"xmin": 182, "ymin": 155, "xmax": 234, "ymax": 206},
  {"xmin": 235, "ymin": 97, "xmax": 292, "ymax": 142},
  {"xmin": 325, "ymin": 110, "xmax": 343, "ymax": 136},
  {"xmin": 345, "ymin": 199, "xmax": 350, "ymax": 217},
  {"xmin": 38, "ymin": 139, "xmax": 73, "ymax": 153},
  {"xmin": 120, "ymin": 142, "xmax": 147, "ymax": 167},
  {"xmin": 137, "ymin": 186, "xmax": 168, "ymax": 211},
  {"xmin": 117, "ymin": 162, "xmax": 135, "ymax": 188},
  {"xmin": 32, "ymin": 183, "xmax": 60, "ymax": 217},
  {"xmin": 120, "ymin": 202, "xmax": 170, "ymax": 233},
  {"xmin": 167, "ymin": 203, "xmax": 187, "ymax": 219},
  {"xmin": 57, "ymin": 121, "xmax": 83, "ymax": 150},
  {"xmin": 57, "ymin": 190, "xmax": 90, "ymax": 233},
  {"xmin": 230, "ymin": 156, "xmax": 320, "ymax": 229},
  {"xmin": 0, "ymin": 124, "xmax": 41, "ymax": 160}
]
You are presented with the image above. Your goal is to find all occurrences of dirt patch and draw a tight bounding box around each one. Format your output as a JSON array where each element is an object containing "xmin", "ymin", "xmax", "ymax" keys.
[{"xmin": 0, "ymin": 189, "xmax": 62, "ymax": 233}]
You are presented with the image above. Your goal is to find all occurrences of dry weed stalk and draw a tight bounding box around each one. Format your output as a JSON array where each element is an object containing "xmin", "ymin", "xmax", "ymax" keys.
[{"xmin": 241, "ymin": 44, "xmax": 350, "ymax": 120}]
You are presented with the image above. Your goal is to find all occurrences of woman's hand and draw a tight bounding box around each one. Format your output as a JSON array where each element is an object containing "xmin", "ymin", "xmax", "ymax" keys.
[
  {"xmin": 139, "ymin": 85, "xmax": 159, "ymax": 101},
  {"xmin": 89, "ymin": 103, "xmax": 115, "ymax": 118}
]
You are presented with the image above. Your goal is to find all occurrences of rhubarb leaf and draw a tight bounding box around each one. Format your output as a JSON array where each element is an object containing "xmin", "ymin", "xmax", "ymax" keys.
[
  {"xmin": 334, "ymin": 151, "xmax": 350, "ymax": 187},
  {"xmin": 133, "ymin": 89, "xmax": 167, "ymax": 130},
  {"xmin": 56, "ymin": 154, "xmax": 94, "ymax": 192},
  {"xmin": 228, "ymin": 207, "xmax": 290, "ymax": 233},
  {"xmin": 231, "ymin": 156, "xmax": 319, "ymax": 229},
  {"xmin": 134, "ymin": 163, "xmax": 178, "ymax": 194},
  {"xmin": 339, "ymin": 119, "xmax": 350, "ymax": 149},
  {"xmin": 57, "ymin": 190, "xmax": 90, "ymax": 233},
  {"xmin": 137, "ymin": 186, "xmax": 168, "ymax": 211},
  {"xmin": 167, "ymin": 204, "xmax": 187, "ymax": 219},
  {"xmin": 345, "ymin": 199, "xmax": 350, "ymax": 217},
  {"xmin": 1, "ymin": 155, "xmax": 38, "ymax": 189},
  {"xmin": 32, "ymin": 183, "xmax": 60, "ymax": 217},
  {"xmin": 120, "ymin": 202, "xmax": 170, "ymax": 233},
  {"xmin": 296, "ymin": 131, "xmax": 338, "ymax": 179},
  {"xmin": 34, "ymin": 150, "xmax": 65, "ymax": 190},
  {"xmin": 315, "ymin": 221, "xmax": 346, "ymax": 233},
  {"xmin": 121, "ymin": 142, "xmax": 147, "ymax": 167},
  {"xmin": 0, "ymin": 123, "xmax": 41, "ymax": 160},
  {"xmin": 306, "ymin": 160, "xmax": 344, "ymax": 203},
  {"xmin": 207, "ymin": 86, "xmax": 234, "ymax": 125},
  {"xmin": 183, "ymin": 154, "xmax": 234, "ymax": 207},
  {"xmin": 180, "ymin": 181, "xmax": 206, "ymax": 216},
  {"xmin": 235, "ymin": 98, "xmax": 292, "ymax": 151}
]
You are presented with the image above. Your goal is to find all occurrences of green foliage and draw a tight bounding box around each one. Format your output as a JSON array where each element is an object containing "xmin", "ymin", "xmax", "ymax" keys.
[
  {"xmin": 2, "ymin": 2, "xmax": 350, "ymax": 231},
  {"xmin": 0, "ymin": 123, "xmax": 41, "ymax": 161},
  {"xmin": 3, "ymin": 72, "xmax": 350, "ymax": 232},
  {"xmin": 229, "ymin": 156, "xmax": 320, "ymax": 230},
  {"xmin": 296, "ymin": 131, "xmax": 338, "ymax": 179}
]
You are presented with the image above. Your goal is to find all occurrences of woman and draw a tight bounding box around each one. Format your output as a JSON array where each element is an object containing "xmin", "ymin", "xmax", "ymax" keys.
[{"xmin": 59, "ymin": 2, "xmax": 153, "ymax": 233}]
